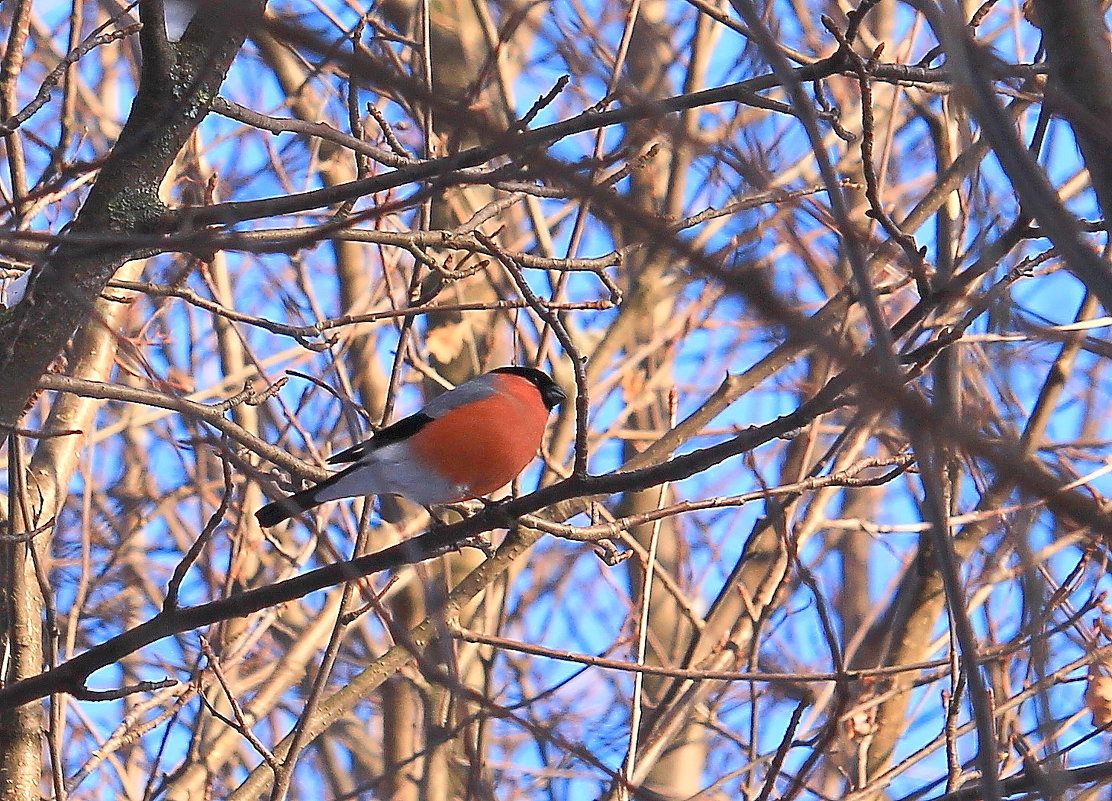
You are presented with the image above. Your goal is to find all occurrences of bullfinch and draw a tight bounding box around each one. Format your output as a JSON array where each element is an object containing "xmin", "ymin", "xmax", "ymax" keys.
[{"xmin": 255, "ymin": 366, "xmax": 566, "ymax": 527}]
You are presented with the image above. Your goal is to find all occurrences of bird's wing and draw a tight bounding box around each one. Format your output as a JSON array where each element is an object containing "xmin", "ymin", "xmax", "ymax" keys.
[
  {"xmin": 325, "ymin": 374, "xmax": 499, "ymax": 464},
  {"xmin": 421, "ymin": 373, "xmax": 499, "ymax": 418},
  {"xmin": 325, "ymin": 412, "xmax": 432, "ymax": 464}
]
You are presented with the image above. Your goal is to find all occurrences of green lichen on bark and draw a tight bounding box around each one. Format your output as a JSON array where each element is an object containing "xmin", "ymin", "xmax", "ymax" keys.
[{"xmin": 104, "ymin": 188, "xmax": 167, "ymax": 232}]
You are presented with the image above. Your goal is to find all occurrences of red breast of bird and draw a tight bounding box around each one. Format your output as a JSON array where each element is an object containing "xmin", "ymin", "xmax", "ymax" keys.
[{"xmin": 256, "ymin": 366, "xmax": 565, "ymax": 526}]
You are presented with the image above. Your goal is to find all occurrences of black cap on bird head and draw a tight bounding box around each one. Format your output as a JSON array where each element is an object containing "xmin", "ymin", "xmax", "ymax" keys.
[{"xmin": 492, "ymin": 366, "xmax": 567, "ymax": 410}]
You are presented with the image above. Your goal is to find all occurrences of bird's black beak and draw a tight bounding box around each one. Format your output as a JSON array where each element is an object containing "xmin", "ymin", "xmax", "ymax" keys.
[{"xmin": 543, "ymin": 384, "xmax": 567, "ymax": 410}]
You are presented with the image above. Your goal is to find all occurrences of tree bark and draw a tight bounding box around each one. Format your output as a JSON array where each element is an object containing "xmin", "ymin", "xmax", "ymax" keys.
[{"xmin": 0, "ymin": 1, "xmax": 265, "ymax": 426}]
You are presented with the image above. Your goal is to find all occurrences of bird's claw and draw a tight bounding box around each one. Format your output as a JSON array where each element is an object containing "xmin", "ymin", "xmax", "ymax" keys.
[{"xmin": 460, "ymin": 532, "xmax": 496, "ymax": 559}]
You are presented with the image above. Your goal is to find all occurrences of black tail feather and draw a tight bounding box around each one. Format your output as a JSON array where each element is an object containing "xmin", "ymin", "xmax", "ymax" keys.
[{"xmin": 255, "ymin": 489, "xmax": 319, "ymax": 527}]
